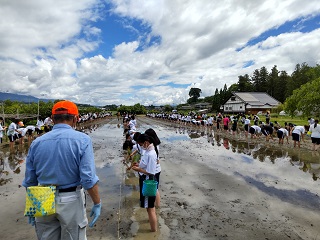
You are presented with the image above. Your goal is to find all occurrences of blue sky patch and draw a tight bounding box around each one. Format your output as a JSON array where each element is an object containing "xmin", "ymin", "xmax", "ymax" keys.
[
  {"xmin": 132, "ymin": 82, "xmax": 189, "ymax": 91},
  {"xmin": 243, "ymin": 60, "xmax": 255, "ymax": 68},
  {"xmin": 237, "ymin": 13, "xmax": 320, "ymax": 51},
  {"xmin": 165, "ymin": 82, "xmax": 189, "ymax": 88}
]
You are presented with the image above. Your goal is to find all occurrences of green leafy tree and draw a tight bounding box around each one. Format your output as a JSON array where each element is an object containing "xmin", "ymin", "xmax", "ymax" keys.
[
  {"xmin": 220, "ymin": 84, "xmax": 232, "ymax": 104},
  {"xmin": 306, "ymin": 64, "xmax": 320, "ymax": 81},
  {"xmin": 259, "ymin": 66, "xmax": 269, "ymax": 93},
  {"xmin": 163, "ymin": 104, "xmax": 173, "ymax": 112},
  {"xmin": 267, "ymin": 65, "xmax": 279, "ymax": 97},
  {"xmin": 275, "ymin": 70, "xmax": 290, "ymax": 102},
  {"xmin": 287, "ymin": 63, "xmax": 312, "ymax": 97},
  {"xmin": 251, "ymin": 69, "xmax": 260, "ymax": 91},
  {"xmin": 188, "ymin": 87, "xmax": 202, "ymax": 103},
  {"xmin": 117, "ymin": 103, "xmax": 146, "ymax": 115},
  {"xmin": 104, "ymin": 104, "xmax": 118, "ymax": 111},
  {"xmin": 211, "ymin": 89, "xmax": 221, "ymax": 112},
  {"xmin": 237, "ymin": 74, "xmax": 252, "ymax": 92},
  {"xmin": 228, "ymin": 83, "xmax": 239, "ymax": 92},
  {"xmin": 284, "ymin": 77, "xmax": 320, "ymax": 117}
]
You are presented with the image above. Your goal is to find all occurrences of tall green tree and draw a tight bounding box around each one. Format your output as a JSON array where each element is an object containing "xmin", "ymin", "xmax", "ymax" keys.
[
  {"xmin": 259, "ymin": 66, "xmax": 269, "ymax": 92},
  {"xmin": 188, "ymin": 87, "xmax": 202, "ymax": 103},
  {"xmin": 306, "ymin": 64, "xmax": 320, "ymax": 81},
  {"xmin": 238, "ymin": 74, "xmax": 252, "ymax": 92},
  {"xmin": 251, "ymin": 69, "xmax": 260, "ymax": 91},
  {"xmin": 267, "ymin": 65, "xmax": 279, "ymax": 97},
  {"xmin": 211, "ymin": 89, "xmax": 221, "ymax": 112},
  {"xmin": 275, "ymin": 70, "xmax": 290, "ymax": 103},
  {"xmin": 284, "ymin": 77, "xmax": 320, "ymax": 117},
  {"xmin": 287, "ymin": 63, "xmax": 312, "ymax": 96}
]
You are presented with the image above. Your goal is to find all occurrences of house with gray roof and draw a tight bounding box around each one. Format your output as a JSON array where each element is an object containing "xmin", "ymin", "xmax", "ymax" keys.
[{"xmin": 222, "ymin": 92, "xmax": 280, "ymax": 114}]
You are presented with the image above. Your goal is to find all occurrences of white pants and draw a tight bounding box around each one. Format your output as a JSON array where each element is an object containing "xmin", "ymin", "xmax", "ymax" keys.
[{"xmin": 35, "ymin": 188, "xmax": 88, "ymax": 240}]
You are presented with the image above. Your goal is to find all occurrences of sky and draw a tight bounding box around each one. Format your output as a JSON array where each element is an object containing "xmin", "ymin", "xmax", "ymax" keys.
[{"xmin": 1, "ymin": 0, "xmax": 320, "ymax": 106}]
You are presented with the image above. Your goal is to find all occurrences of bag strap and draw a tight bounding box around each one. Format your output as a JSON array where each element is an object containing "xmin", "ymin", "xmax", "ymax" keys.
[{"xmin": 148, "ymin": 174, "xmax": 155, "ymax": 180}]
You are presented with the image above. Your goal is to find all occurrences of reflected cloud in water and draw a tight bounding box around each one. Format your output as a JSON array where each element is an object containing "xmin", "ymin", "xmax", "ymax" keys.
[
  {"xmin": 0, "ymin": 146, "xmax": 28, "ymax": 186},
  {"xmin": 235, "ymin": 172, "xmax": 320, "ymax": 210},
  {"xmin": 166, "ymin": 127, "xmax": 320, "ymax": 182}
]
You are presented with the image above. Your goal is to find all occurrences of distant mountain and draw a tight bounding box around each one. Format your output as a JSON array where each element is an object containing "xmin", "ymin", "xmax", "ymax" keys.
[{"xmin": 0, "ymin": 92, "xmax": 52, "ymax": 103}]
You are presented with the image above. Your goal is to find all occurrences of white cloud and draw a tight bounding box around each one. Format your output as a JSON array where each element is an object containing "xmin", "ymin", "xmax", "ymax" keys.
[{"xmin": 0, "ymin": 0, "xmax": 320, "ymax": 106}]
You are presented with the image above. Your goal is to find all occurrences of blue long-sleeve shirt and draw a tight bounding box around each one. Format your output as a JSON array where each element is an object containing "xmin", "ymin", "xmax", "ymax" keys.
[{"xmin": 22, "ymin": 123, "xmax": 99, "ymax": 190}]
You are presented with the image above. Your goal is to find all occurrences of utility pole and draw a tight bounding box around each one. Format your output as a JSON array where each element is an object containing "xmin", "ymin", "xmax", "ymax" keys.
[
  {"xmin": 37, "ymin": 99, "xmax": 39, "ymax": 120},
  {"xmin": 1, "ymin": 102, "xmax": 4, "ymax": 125}
]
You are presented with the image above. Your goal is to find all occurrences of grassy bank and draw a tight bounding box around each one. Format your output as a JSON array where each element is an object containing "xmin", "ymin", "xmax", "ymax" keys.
[{"xmin": 269, "ymin": 115, "xmax": 309, "ymax": 127}]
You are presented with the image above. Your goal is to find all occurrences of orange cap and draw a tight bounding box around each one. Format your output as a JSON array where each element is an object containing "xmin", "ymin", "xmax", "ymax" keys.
[{"xmin": 52, "ymin": 100, "xmax": 79, "ymax": 115}]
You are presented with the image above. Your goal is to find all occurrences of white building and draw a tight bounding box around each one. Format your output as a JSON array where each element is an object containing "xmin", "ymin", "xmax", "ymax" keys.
[{"xmin": 222, "ymin": 92, "xmax": 280, "ymax": 114}]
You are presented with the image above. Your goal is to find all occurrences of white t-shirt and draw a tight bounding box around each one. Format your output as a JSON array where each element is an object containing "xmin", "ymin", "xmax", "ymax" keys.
[
  {"xmin": 251, "ymin": 125, "xmax": 261, "ymax": 133},
  {"xmin": 36, "ymin": 120, "xmax": 44, "ymax": 128},
  {"xmin": 19, "ymin": 127, "xmax": 28, "ymax": 136},
  {"xmin": 278, "ymin": 128, "xmax": 289, "ymax": 137},
  {"xmin": 0, "ymin": 125, "xmax": 4, "ymax": 138},
  {"xmin": 26, "ymin": 125, "xmax": 36, "ymax": 132},
  {"xmin": 129, "ymin": 119, "xmax": 137, "ymax": 130},
  {"xmin": 310, "ymin": 124, "xmax": 320, "ymax": 138},
  {"xmin": 7, "ymin": 122, "xmax": 17, "ymax": 136},
  {"xmin": 244, "ymin": 119, "xmax": 250, "ymax": 125},
  {"xmin": 44, "ymin": 117, "xmax": 53, "ymax": 126},
  {"xmin": 292, "ymin": 126, "xmax": 305, "ymax": 135},
  {"xmin": 138, "ymin": 144, "xmax": 157, "ymax": 176},
  {"xmin": 156, "ymin": 145, "xmax": 161, "ymax": 173}
]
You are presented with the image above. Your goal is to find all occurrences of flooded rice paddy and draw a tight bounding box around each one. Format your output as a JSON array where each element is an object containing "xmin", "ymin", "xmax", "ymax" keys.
[{"xmin": 0, "ymin": 116, "xmax": 320, "ymax": 239}]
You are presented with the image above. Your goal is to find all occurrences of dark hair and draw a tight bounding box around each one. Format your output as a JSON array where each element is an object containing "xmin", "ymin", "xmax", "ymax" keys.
[
  {"xmin": 52, "ymin": 114, "xmax": 75, "ymax": 122},
  {"xmin": 123, "ymin": 140, "xmax": 133, "ymax": 150},
  {"xmin": 133, "ymin": 132, "xmax": 141, "ymax": 141},
  {"xmin": 314, "ymin": 119, "xmax": 318, "ymax": 128},
  {"xmin": 137, "ymin": 133, "xmax": 159, "ymax": 157},
  {"xmin": 0, "ymin": 117, "xmax": 3, "ymax": 121},
  {"xmin": 145, "ymin": 128, "xmax": 161, "ymax": 145}
]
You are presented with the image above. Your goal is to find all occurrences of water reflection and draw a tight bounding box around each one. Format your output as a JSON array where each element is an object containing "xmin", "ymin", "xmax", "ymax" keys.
[
  {"xmin": 168, "ymin": 127, "xmax": 320, "ymax": 182},
  {"xmin": 235, "ymin": 172, "xmax": 320, "ymax": 210},
  {"xmin": 77, "ymin": 124, "xmax": 100, "ymax": 134},
  {"xmin": 0, "ymin": 146, "xmax": 28, "ymax": 186}
]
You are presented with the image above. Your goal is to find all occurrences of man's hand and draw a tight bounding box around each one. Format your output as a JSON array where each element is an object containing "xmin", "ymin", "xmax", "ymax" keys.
[
  {"xmin": 28, "ymin": 216, "xmax": 35, "ymax": 226},
  {"xmin": 89, "ymin": 203, "xmax": 101, "ymax": 227}
]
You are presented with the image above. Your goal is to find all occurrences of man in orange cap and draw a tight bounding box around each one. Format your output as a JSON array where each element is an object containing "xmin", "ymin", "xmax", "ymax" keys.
[{"xmin": 23, "ymin": 100, "xmax": 101, "ymax": 239}]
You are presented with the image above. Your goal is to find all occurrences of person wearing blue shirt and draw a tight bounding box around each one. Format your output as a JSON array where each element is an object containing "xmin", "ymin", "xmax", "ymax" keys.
[{"xmin": 23, "ymin": 100, "xmax": 101, "ymax": 240}]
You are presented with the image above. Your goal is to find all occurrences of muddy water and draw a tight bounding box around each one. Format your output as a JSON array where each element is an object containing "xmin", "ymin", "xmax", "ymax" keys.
[{"xmin": 1, "ymin": 116, "xmax": 320, "ymax": 239}]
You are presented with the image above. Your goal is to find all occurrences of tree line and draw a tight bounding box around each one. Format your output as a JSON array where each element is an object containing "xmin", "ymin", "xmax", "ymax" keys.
[
  {"xmin": 0, "ymin": 100, "xmax": 105, "ymax": 125},
  {"xmin": 184, "ymin": 63, "xmax": 320, "ymax": 116}
]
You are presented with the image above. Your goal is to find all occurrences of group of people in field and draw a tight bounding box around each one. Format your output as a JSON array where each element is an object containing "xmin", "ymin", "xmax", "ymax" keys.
[
  {"xmin": 147, "ymin": 111, "xmax": 320, "ymax": 151},
  {"xmin": 121, "ymin": 113, "xmax": 161, "ymax": 232},
  {"xmin": 0, "ymin": 111, "xmax": 112, "ymax": 150}
]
